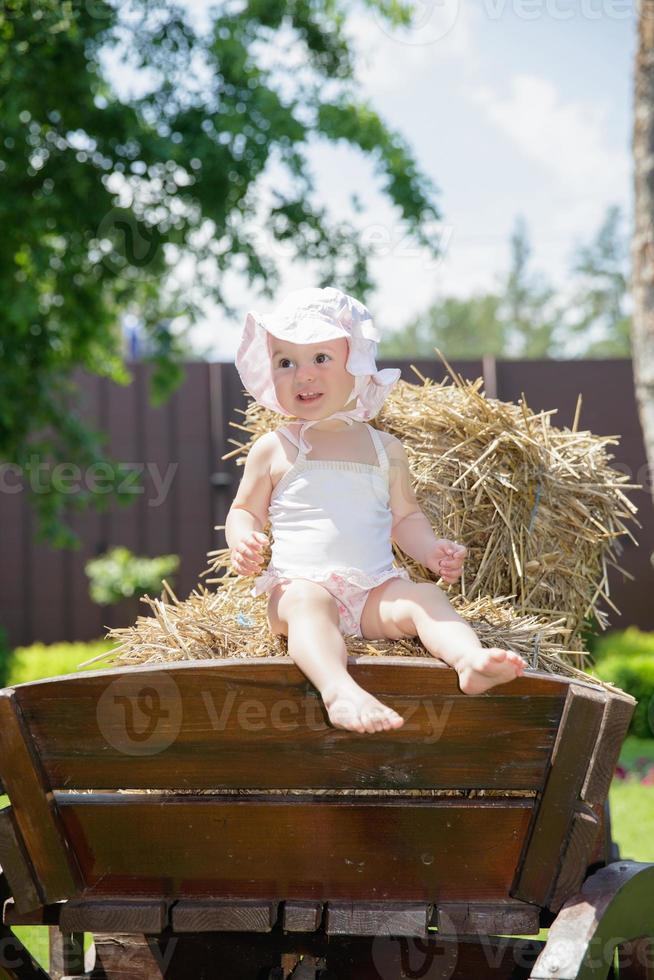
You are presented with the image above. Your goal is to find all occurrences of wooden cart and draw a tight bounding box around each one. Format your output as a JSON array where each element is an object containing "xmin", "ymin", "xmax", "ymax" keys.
[{"xmin": 0, "ymin": 656, "xmax": 652, "ymax": 979}]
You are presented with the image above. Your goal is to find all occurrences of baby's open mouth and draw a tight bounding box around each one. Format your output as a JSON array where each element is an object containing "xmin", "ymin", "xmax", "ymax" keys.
[{"xmin": 296, "ymin": 392, "xmax": 323, "ymax": 402}]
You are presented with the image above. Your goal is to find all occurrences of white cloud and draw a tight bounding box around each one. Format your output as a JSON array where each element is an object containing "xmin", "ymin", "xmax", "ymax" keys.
[
  {"xmin": 345, "ymin": 1, "xmax": 478, "ymax": 96},
  {"xmin": 468, "ymin": 74, "xmax": 630, "ymax": 210}
]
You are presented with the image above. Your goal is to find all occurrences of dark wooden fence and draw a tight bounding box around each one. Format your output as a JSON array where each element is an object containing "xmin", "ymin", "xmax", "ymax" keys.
[{"xmin": 1, "ymin": 358, "xmax": 652, "ymax": 649}]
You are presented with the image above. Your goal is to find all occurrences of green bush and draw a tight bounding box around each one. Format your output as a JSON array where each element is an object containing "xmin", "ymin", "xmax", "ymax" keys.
[
  {"xmin": 8, "ymin": 640, "xmax": 117, "ymax": 685},
  {"xmin": 590, "ymin": 626, "xmax": 654, "ymax": 663},
  {"xmin": 594, "ymin": 653, "xmax": 654, "ymax": 740},
  {"xmin": 85, "ymin": 546, "xmax": 179, "ymax": 606}
]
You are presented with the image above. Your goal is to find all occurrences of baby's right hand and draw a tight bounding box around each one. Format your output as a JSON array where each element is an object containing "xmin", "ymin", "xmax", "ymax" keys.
[{"xmin": 230, "ymin": 531, "xmax": 269, "ymax": 577}]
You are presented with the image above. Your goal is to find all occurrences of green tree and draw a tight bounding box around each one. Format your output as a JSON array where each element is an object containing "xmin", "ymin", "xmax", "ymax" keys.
[
  {"xmin": 564, "ymin": 205, "xmax": 632, "ymax": 357},
  {"xmin": 498, "ymin": 216, "xmax": 560, "ymax": 358},
  {"xmin": 379, "ymin": 293, "xmax": 504, "ymax": 358},
  {"xmin": 0, "ymin": 0, "xmax": 440, "ymax": 546}
]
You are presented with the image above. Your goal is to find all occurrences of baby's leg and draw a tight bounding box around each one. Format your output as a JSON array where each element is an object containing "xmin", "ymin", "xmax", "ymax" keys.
[
  {"xmin": 360, "ymin": 579, "xmax": 526, "ymax": 695},
  {"xmin": 268, "ymin": 579, "xmax": 404, "ymax": 734}
]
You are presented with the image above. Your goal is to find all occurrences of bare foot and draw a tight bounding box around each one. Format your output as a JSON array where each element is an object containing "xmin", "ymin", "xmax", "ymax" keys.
[
  {"xmin": 456, "ymin": 648, "xmax": 526, "ymax": 695},
  {"xmin": 322, "ymin": 676, "xmax": 404, "ymax": 734}
]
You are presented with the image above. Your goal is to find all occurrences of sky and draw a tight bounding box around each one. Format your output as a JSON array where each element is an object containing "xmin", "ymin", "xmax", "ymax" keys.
[{"xmin": 104, "ymin": 0, "xmax": 638, "ymax": 360}]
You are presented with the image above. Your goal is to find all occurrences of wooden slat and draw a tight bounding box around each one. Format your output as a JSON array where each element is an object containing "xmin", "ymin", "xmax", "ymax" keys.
[
  {"xmin": 57, "ymin": 794, "xmax": 533, "ymax": 903},
  {"xmin": 583, "ymin": 694, "xmax": 636, "ymax": 801},
  {"xmin": 283, "ymin": 901, "xmax": 323, "ymax": 932},
  {"xmin": 16, "ymin": 659, "xmax": 571, "ymax": 791},
  {"xmin": 171, "ymin": 363, "xmax": 214, "ymax": 597},
  {"xmin": 141, "ymin": 362, "xmax": 176, "ymax": 557},
  {"xmin": 91, "ymin": 931, "xmax": 279, "ymax": 980},
  {"xmin": 325, "ymin": 902, "xmax": 429, "ymax": 937},
  {"xmin": 92, "ymin": 929, "xmax": 544, "ymax": 980},
  {"xmin": 511, "ymin": 684, "xmax": 606, "ymax": 907},
  {"xmin": 437, "ymin": 901, "xmax": 540, "ymax": 936},
  {"xmin": 49, "ymin": 929, "xmax": 84, "ymax": 978},
  {"xmin": 0, "ymin": 451, "xmax": 29, "ymax": 650},
  {"xmin": 60, "ymin": 899, "xmax": 168, "ymax": 933},
  {"xmin": 548, "ymin": 692, "xmax": 635, "ymax": 910},
  {"xmin": 26, "ymin": 510, "xmax": 68, "ymax": 649},
  {"xmin": 0, "ymin": 810, "xmax": 42, "ymax": 913},
  {"xmin": 2, "ymin": 898, "xmax": 60, "ymax": 926},
  {"xmin": 172, "ymin": 900, "xmax": 278, "ymax": 933},
  {"xmin": 67, "ymin": 369, "xmax": 108, "ymax": 642},
  {"xmin": 0, "ymin": 692, "xmax": 79, "ymax": 906},
  {"xmin": 0, "ymin": 873, "xmax": 51, "ymax": 980}
]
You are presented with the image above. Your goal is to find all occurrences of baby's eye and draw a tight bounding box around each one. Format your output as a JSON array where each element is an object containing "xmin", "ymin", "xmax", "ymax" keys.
[
  {"xmin": 278, "ymin": 358, "xmax": 292, "ymax": 368},
  {"xmin": 315, "ymin": 353, "xmax": 331, "ymax": 364}
]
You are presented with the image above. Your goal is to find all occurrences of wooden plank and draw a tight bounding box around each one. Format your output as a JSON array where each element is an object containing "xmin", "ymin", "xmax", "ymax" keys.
[
  {"xmin": 91, "ymin": 929, "xmax": 544, "ymax": 980},
  {"xmin": 0, "ymin": 810, "xmax": 42, "ymax": 913},
  {"xmin": 60, "ymin": 899, "xmax": 168, "ymax": 933},
  {"xmin": 0, "ymin": 873, "xmax": 51, "ymax": 980},
  {"xmin": 209, "ymin": 363, "xmax": 237, "ymax": 551},
  {"xmin": 0, "ymin": 692, "xmax": 79, "ymax": 906},
  {"xmin": 547, "ymin": 808, "xmax": 601, "ymax": 912},
  {"xmin": 170, "ymin": 363, "xmax": 214, "ymax": 597},
  {"xmin": 172, "ymin": 900, "xmax": 278, "ymax": 933},
  {"xmin": 49, "ymin": 929, "xmax": 84, "ymax": 978},
  {"xmin": 548, "ymin": 691, "xmax": 635, "ymax": 911},
  {"xmin": 17, "ymin": 660, "xmax": 570, "ymax": 791},
  {"xmin": 511, "ymin": 684, "xmax": 606, "ymax": 908},
  {"xmin": 92, "ymin": 932, "xmax": 280, "ymax": 980},
  {"xmin": 102, "ymin": 365, "xmax": 142, "ymax": 635},
  {"xmin": 140, "ymin": 363, "xmax": 176, "ymax": 557},
  {"xmin": 25, "ymin": 509, "xmax": 68, "ymax": 648},
  {"xmin": 66, "ymin": 369, "xmax": 108, "ymax": 642},
  {"xmin": 283, "ymin": 901, "xmax": 323, "ymax": 932},
  {"xmin": 437, "ymin": 901, "xmax": 541, "ymax": 936},
  {"xmin": 58, "ymin": 794, "xmax": 533, "ymax": 903},
  {"xmin": 0, "ymin": 453, "xmax": 30, "ymax": 649},
  {"xmin": 2, "ymin": 898, "xmax": 60, "ymax": 927},
  {"xmin": 325, "ymin": 902, "xmax": 429, "ymax": 936},
  {"xmin": 583, "ymin": 694, "xmax": 636, "ymax": 801}
]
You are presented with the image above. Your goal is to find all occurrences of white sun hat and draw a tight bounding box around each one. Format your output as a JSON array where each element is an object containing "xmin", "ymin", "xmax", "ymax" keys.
[{"xmin": 235, "ymin": 286, "xmax": 400, "ymax": 450}]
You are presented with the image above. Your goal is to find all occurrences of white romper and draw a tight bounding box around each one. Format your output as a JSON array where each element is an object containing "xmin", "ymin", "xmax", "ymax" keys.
[{"xmin": 252, "ymin": 422, "xmax": 411, "ymax": 637}]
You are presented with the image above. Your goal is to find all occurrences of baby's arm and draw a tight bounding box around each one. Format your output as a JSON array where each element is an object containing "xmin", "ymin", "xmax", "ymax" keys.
[
  {"xmin": 386, "ymin": 436, "xmax": 466, "ymax": 583},
  {"xmin": 225, "ymin": 433, "xmax": 275, "ymax": 576}
]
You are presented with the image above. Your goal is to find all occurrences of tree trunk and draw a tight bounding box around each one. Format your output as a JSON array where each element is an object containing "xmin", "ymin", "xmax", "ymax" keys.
[{"xmin": 632, "ymin": 1, "xmax": 654, "ymax": 507}]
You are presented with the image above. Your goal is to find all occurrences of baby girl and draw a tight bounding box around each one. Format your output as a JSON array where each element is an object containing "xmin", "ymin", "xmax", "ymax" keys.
[{"xmin": 226, "ymin": 286, "xmax": 526, "ymax": 734}]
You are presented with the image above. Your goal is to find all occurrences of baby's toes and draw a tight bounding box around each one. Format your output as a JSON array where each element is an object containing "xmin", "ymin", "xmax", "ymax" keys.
[
  {"xmin": 361, "ymin": 711, "xmax": 381, "ymax": 734},
  {"xmin": 382, "ymin": 709, "xmax": 400, "ymax": 731},
  {"xmin": 488, "ymin": 648, "xmax": 508, "ymax": 663}
]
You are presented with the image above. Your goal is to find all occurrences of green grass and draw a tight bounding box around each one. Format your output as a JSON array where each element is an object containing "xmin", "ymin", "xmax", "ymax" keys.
[
  {"xmin": 614, "ymin": 735, "xmax": 654, "ymax": 771},
  {"xmin": 609, "ymin": 779, "xmax": 654, "ymax": 862}
]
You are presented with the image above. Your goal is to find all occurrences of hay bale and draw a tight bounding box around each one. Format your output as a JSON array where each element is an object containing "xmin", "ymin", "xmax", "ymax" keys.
[{"xmin": 83, "ymin": 369, "xmax": 638, "ymax": 684}]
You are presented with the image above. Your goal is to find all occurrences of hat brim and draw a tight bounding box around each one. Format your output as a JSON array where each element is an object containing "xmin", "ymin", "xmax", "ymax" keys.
[{"xmin": 235, "ymin": 305, "xmax": 400, "ymax": 419}]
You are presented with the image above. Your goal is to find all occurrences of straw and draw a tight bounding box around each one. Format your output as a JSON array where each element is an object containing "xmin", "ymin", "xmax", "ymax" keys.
[{"xmin": 85, "ymin": 370, "xmax": 639, "ymax": 683}]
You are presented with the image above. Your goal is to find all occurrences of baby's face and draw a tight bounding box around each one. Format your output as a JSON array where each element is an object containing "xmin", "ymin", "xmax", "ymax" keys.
[{"xmin": 269, "ymin": 336, "xmax": 356, "ymax": 418}]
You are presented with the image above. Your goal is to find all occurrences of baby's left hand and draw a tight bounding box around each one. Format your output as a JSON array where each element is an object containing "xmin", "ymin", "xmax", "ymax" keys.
[{"xmin": 424, "ymin": 538, "xmax": 466, "ymax": 584}]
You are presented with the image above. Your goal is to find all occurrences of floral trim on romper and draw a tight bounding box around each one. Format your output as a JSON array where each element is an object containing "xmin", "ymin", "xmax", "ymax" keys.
[{"xmin": 253, "ymin": 564, "xmax": 411, "ymax": 638}]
